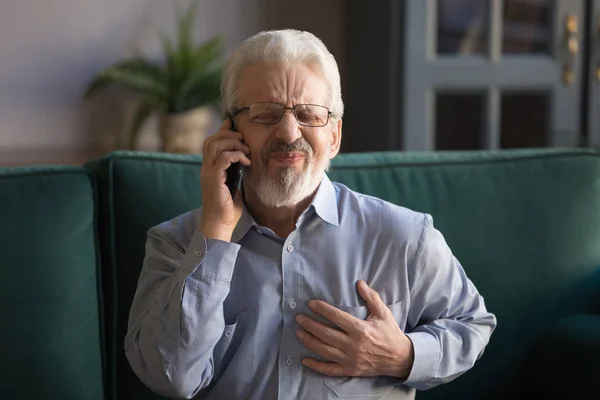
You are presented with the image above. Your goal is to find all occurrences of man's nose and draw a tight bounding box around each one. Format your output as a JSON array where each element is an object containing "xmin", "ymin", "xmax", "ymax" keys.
[{"xmin": 275, "ymin": 111, "xmax": 302, "ymax": 144}]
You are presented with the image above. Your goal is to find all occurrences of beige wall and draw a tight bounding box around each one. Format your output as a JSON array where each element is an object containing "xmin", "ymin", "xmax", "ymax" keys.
[{"xmin": 0, "ymin": 0, "xmax": 345, "ymax": 160}]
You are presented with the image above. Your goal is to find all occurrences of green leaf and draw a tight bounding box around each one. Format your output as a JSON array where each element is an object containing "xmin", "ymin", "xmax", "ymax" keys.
[
  {"xmin": 160, "ymin": 0, "xmax": 198, "ymax": 94},
  {"xmin": 84, "ymin": 59, "xmax": 167, "ymax": 101},
  {"xmin": 192, "ymin": 35, "xmax": 223, "ymax": 71},
  {"xmin": 169, "ymin": 34, "xmax": 224, "ymax": 112},
  {"xmin": 158, "ymin": 29, "xmax": 175, "ymax": 65},
  {"xmin": 176, "ymin": 0, "xmax": 198, "ymax": 66},
  {"xmin": 171, "ymin": 67, "xmax": 222, "ymax": 112},
  {"xmin": 176, "ymin": 65, "xmax": 221, "ymax": 108}
]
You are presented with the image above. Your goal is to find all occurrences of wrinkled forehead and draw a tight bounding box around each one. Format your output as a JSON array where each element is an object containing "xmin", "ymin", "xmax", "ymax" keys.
[{"xmin": 238, "ymin": 61, "xmax": 329, "ymax": 107}]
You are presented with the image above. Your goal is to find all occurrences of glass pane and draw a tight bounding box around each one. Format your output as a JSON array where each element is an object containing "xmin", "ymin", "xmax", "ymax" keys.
[
  {"xmin": 436, "ymin": 93, "xmax": 485, "ymax": 150},
  {"xmin": 503, "ymin": 0, "xmax": 554, "ymax": 54},
  {"xmin": 501, "ymin": 92, "xmax": 549, "ymax": 148},
  {"xmin": 437, "ymin": 0, "xmax": 489, "ymax": 55}
]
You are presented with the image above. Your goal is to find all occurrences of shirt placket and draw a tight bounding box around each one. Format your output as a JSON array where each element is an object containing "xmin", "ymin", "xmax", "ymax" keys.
[{"xmin": 277, "ymin": 230, "xmax": 304, "ymax": 398}]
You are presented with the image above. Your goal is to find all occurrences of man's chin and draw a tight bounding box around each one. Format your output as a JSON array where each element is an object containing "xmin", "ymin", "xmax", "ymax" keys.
[{"xmin": 265, "ymin": 164, "xmax": 304, "ymax": 178}]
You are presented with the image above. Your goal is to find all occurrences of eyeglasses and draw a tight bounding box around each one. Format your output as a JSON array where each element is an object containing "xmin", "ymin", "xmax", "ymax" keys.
[{"xmin": 232, "ymin": 102, "xmax": 332, "ymax": 127}]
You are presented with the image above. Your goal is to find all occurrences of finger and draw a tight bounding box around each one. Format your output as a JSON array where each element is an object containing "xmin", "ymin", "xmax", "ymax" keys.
[
  {"xmin": 216, "ymin": 129, "xmax": 244, "ymax": 139},
  {"xmin": 308, "ymin": 300, "xmax": 359, "ymax": 332},
  {"xmin": 208, "ymin": 139, "xmax": 250, "ymax": 162},
  {"xmin": 221, "ymin": 118, "xmax": 244, "ymax": 136},
  {"xmin": 357, "ymin": 280, "xmax": 388, "ymax": 320},
  {"xmin": 203, "ymin": 124, "xmax": 243, "ymax": 153},
  {"xmin": 296, "ymin": 330, "xmax": 346, "ymax": 362},
  {"xmin": 301, "ymin": 358, "xmax": 347, "ymax": 377},
  {"xmin": 296, "ymin": 314, "xmax": 350, "ymax": 348},
  {"xmin": 214, "ymin": 151, "xmax": 251, "ymax": 171},
  {"xmin": 204, "ymin": 131, "xmax": 244, "ymax": 150},
  {"xmin": 205, "ymin": 119, "xmax": 230, "ymax": 149},
  {"xmin": 221, "ymin": 118, "xmax": 231, "ymax": 131}
]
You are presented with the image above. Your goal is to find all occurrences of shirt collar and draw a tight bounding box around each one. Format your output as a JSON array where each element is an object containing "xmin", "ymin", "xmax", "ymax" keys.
[
  {"xmin": 231, "ymin": 195, "xmax": 258, "ymax": 243},
  {"xmin": 309, "ymin": 173, "xmax": 339, "ymax": 227},
  {"xmin": 230, "ymin": 173, "xmax": 340, "ymax": 243}
]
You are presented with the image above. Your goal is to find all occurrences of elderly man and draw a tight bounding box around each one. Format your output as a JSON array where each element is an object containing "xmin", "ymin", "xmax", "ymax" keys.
[{"xmin": 124, "ymin": 29, "xmax": 496, "ymax": 399}]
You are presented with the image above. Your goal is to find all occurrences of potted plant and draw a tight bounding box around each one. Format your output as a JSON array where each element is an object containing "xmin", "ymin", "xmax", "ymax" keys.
[{"xmin": 84, "ymin": 0, "xmax": 224, "ymax": 153}]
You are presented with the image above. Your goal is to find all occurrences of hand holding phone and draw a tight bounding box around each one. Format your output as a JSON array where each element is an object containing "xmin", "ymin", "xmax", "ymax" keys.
[
  {"xmin": 198, "ymin": 118, "xmax": 250, "ymax": 241},
  {"xmin": 225, "ymin": 117, "xmax": 243, "ymax": 198}
]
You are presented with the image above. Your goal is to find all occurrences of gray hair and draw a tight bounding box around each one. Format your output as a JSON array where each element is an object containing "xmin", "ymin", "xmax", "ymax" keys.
[{"xmin": 221, "ymin": 29, "xmax": 344, "ymax": 120}]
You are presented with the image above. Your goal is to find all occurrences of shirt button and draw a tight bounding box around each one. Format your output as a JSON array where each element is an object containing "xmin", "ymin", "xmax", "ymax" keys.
[
  {"xmin": 193, "ymin": 250, "xmax": 203, "ymax": 258},
  {"xmin": 256, "ymin": 228, "xmax": 263, "ymax": 235},
  {"xmin": 289, "ymin": 301, "xmax": 297, "ymax": 309},
  {"xmin": 285, "ymin": 357, "xmax": 293, "ymax": 366},
  {"xmin": 224, "ymin": 330, "xmax": 233, "ymax": 338},
  {"xmin": 287, "ymin": 244, "xmax": 294, "ymax": 252}
]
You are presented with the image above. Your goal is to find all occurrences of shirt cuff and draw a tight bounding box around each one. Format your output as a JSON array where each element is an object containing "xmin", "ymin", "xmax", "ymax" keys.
[
  {"xmin": 180, "ymin": 229, "xmax": 241, "ymax": 283},
  {"xmin": 402, "ymin": 331, "xmax": 441, "ymax": 386}
]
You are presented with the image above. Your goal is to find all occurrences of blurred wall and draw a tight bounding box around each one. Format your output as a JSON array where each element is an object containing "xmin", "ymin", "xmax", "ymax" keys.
[{"xmin": 0, "ymin": 0, "xmax": 345, "ymax": 160}]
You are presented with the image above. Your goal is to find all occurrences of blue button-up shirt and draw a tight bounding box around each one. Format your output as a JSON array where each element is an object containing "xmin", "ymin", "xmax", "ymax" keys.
[{"xmin": 125, "ymin": 174, "xmax": 496, "ymax": 399}]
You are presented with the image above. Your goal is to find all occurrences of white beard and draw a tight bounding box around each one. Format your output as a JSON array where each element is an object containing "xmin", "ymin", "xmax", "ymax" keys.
[{"xmin": 244, "ymin": 153, "xmax": 330, "ymax": 208}]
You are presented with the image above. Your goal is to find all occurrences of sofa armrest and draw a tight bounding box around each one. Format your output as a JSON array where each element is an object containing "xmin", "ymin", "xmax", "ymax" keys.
[{"xmin": 524, "ymin": 313, "xmax": 600, "ymax": 398}]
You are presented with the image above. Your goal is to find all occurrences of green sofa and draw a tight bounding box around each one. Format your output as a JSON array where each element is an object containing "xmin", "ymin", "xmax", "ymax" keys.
[{"xmin": 2, "ymin": 148, "xmax": 600, "ymax": 399}]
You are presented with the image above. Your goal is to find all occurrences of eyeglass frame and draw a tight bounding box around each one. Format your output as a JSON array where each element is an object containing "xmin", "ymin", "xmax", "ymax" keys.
[{"xmin": 230, "ymin": 102, "xmax": 333, "ymax": 127}]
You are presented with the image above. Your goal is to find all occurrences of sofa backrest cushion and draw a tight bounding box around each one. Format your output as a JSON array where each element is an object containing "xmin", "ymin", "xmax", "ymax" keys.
[{"xmin": 0, "ymin": 166, "xmax": 105, "ymax": 399}]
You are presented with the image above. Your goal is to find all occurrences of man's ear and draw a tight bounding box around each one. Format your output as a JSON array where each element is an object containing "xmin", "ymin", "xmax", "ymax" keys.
[{"xmin": 329, "ymin": 118, "xmax": 343, "ymax": 158}]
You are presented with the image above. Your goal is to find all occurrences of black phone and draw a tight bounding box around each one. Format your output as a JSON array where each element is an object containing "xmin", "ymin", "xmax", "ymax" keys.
[{"xmin": 225, "ymin": 117, "xmax": 243, "ymax": 198}]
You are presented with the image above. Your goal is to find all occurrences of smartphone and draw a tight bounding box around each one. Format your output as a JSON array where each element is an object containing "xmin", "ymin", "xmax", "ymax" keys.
[{"xmin": 225, "ymin": 117, "xmax": 243, "ymax": 198}]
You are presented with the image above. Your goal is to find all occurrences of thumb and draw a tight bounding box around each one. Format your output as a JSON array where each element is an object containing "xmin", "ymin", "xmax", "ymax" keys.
[{"xmin": 357, "ymin": 280, "xmax": 387, "ymax": 320}]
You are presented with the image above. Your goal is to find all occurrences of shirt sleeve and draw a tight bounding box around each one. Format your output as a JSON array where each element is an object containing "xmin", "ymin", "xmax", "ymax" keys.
[
  {"xmin": 124, "ymin": 225, "xmax": 241, "ymax": 399},
  {"xmin": 402, "ymin": 214, "xmax": 497, "ymax": 390}
]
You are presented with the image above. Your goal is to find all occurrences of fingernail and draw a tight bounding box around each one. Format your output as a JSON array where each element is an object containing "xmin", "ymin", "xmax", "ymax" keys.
[
  {"xmin": 308, "ymin": 300, "xmax": 316, "ymax": 309},
  {"xmin": 360, "ymin": 280, "xmax": 368, "ymax": 288},
  {"xmin": 296, "ymin": 315, "xmax": 304, "ymax": 324}
]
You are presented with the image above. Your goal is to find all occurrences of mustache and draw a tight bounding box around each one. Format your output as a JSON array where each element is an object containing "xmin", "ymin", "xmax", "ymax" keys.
[{"xmin": 262, "ymin": 138, "xmax": 312, "ymax": 158}]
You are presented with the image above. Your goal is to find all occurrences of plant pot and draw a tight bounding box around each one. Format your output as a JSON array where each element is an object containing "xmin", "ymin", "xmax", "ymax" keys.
[{"xmin": 159, "ymin": 106, "xmax": 211, "ymax": 153}]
